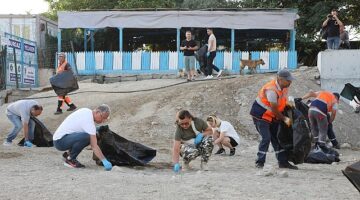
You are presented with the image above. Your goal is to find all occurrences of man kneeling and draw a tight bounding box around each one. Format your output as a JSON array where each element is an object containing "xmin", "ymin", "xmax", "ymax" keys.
[
  {"xmin": 172, "ymin": 110, "xmax": 214, "ymax": 172},
  {"xmin": 53, "ymin": 104, "xmax": 112, "ymax": 170}
]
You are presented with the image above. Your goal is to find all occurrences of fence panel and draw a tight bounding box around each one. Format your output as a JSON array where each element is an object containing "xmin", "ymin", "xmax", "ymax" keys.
[
  {"xmin": 214, "ymin": 51, "xmax": 224, "ymax": 69},
  {"xmin": 122, "ymin": 51, "xmax": 132, "ymax": 70},
  {"xmin": 141, "ymin": 51, "xmax": 151, "ymax": 70},
  {"xmin": 76, "ymin": 52, "xmax": 85, "ymax": 71},
  {"xmin": 104, "ymin": 51, "xmax": 113, "ymax": 70},
  {"xmin": 169, "ymin": 51, "xmax": 178, "ymax": 70},
  {"xmin": 269, "ymin": 51, "xmax": 280, "ymax": 71},
  {"xmin": 132, "ymin": 51, "xmax": 142, "ymax": 70},
  {"xmin": 259, "ymin": 51, "xmax": 270, "ymax": 70},
  {"xmin": 278, "ymin": 51, "xmax": 288, "ymax": 69},
  {"xmin": 95, "ymin": 51, "xmax": 104, "ymax": 70},
  {"xmin": 113, "ymin": 51, "xmax": 122, "ymax": 70},
  {"xmin": 159, "ymin": 51, "xmax": 169, "ymax": 70},
  {"xmin": 224, "ymin": 51, "xmax": 232, "ymax": 70},
  {"xmin": 151, "ymin": 52, "xmax": 160, "ymax": 70}
]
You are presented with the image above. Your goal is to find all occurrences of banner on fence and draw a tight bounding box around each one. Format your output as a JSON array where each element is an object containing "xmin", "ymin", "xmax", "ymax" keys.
[{"xmin": 5, "ymin": 33, "xmax": 38, "ymax": 88}]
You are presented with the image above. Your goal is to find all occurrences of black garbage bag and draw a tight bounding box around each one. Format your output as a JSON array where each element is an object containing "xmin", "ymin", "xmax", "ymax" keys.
[
  {"xmin": 342, "ymin": 161, "xmax": 360, "ymax": 192},
  {"xmin": 194, "ymin": 45, "xmax": 207, "ymax": 75},
  {"xmin": 18, "ymin": 116, "xmax": 53, "ymax": 147},
  {"xmin": 340, "ymin": 83, "xmax": 360, "ymax": 101},
  {"xmin": 277, "ymin": 106, "xmax": 312, "ymax": 164},
  {"xmin": 93, "ymin": 125, "xmax": 156, "ymax": 166},
  {"xmin": 305, "ymin": 145, "xmax": 340, "ymax": 164},
  {"xmin": 50, "ymin": 70, "xmax": 79, "ymax": 96}
]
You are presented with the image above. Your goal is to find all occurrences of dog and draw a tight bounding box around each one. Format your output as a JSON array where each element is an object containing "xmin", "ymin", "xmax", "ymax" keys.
[{"xmin": 240, "ymin": 59, "xmax": 265, "ymax": 75}]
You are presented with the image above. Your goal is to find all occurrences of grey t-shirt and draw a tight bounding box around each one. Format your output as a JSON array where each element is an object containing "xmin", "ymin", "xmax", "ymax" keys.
[
  {"xmin": 266, "ymin": 90, "xmax": 278, "ymax": 103},
  {"xmin": 6, "ymin": 100, "xmax": 38, "ymax": 123},
  {"xmin": 174, "ymin": 117, "xmax": 208, "ymax": 141}
]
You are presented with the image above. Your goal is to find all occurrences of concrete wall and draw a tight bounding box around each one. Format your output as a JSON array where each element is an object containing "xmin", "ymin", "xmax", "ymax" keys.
[
  {"xmin": 317, "ymin": 49, "xmax": 360, "ymax": 147},
  {"xmin": 318, "ymin": 49, "xmax": 360, "ymax": 93},
  {"xmin": 38, "ymin": 68, "xmax": 55, "ymax": 87}
]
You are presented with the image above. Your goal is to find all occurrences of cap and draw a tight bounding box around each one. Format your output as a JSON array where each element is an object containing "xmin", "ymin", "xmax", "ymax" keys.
[
  {"xmin": 58, "ymin": 52, "xmax": 66, "ymax": 57},
  {"xmin": 277, "ymin": 69, "xmax": 295, "ymax": 81}
]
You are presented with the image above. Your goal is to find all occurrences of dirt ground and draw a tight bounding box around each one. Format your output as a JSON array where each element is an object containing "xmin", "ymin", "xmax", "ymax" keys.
[{"xmin": 0, "ymin": 67, "xmax": 359, "ymax": 199}]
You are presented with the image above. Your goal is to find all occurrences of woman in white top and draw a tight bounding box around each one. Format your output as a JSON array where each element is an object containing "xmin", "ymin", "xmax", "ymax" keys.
[{"xmin": 206, "ymin": 115, "xmax": 240, "ymax": 156}]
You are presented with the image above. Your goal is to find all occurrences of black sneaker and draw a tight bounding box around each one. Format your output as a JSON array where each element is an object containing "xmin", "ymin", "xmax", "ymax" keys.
[
  {"xmin": 62, "ymin": 152, "xmax": 70, "ymax": 161},
  {"xmin": 333, "ymin": 144, "xmax": 341, "ymax": 150},
  {"xmin": 67, "ymin": 104, "xmax": 77, "ymax": 111},
  {"xmin": 64, "ymin": 159, "xmax": 85, "ymax": 168},
  {"xmin": 279, "ymin": 162, "xmax": 298, "ymax": 170},
  {"xmin": 229, "ymin": 148, "xmax": 236, "ymax": 156},
  {"xmin": 54, "ymin": 109, "xmax": 63, "ymax": 115},
  {"xmin": 215, "ymin": 148, "xmax": 225, "ymax": 155},
  {"xmin": 256, "ymin": 162, "xmax": 264, "ymax": 169}
]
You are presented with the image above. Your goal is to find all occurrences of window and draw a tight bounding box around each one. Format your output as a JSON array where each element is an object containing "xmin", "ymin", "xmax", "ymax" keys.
[
  {"xmin": 23, "ymin": 25, "xmax": 30, "ymax": 40},
  {"xmin": 13, "ymin": 25, "xmax": 20, "ymax": 37}
]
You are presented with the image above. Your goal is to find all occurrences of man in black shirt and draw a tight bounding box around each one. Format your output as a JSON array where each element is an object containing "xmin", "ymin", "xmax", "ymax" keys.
[
  {"xmin": 180, "ymin": 31, "xmax": 198, "ymax": 81},
  {"xmin": 322, "ymin": 9, "xmax": 343, "ymax": 49}
]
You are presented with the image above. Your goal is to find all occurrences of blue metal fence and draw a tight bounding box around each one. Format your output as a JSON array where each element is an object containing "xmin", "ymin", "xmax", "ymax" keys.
[{"xmin": 61, "ymin": 50, "xmax": 297, "ymax": 75}]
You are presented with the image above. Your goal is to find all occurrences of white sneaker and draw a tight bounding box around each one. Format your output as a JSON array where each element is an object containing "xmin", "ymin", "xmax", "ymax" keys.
[
  {"xmin": 204, "ymin": 75, "xmax": 213, "ymax": 79},
  {"xmin": 216, "ymin": 70, "xmax": 223, "ymax": 78},
  {"xmin": 3, "ymin": 141, "xmax": 12, "ymax": 146},
  {"xmin": 200, "ymin": 162, "xmax": 209, "ymax": 171}
]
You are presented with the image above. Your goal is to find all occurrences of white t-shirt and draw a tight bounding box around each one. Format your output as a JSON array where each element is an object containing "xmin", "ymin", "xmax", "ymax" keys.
[
  {"xmin": 53, "ymin": 108, "xmax": 96, "ymax": 141},
  {"xmin": 208, "ymin": 34, "xmax": 217, "ymax": 52},
  {"xmin": 216, "ymin": 121, "xmax": 240, "ymax": 144}
]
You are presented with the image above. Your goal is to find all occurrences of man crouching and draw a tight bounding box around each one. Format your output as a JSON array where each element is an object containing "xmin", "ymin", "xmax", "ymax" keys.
[
  {"xmin": 172, "ymin": 110, "xmax": 214, "ymax": 172},
  {"xmin": 53, "ymin": 104, "xmax": 112, "ymax": 170}
]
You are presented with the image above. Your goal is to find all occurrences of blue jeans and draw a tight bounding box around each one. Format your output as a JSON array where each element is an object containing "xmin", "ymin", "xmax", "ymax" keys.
[
  {"xmin": 54, "ymin": 132, "xmax": 90, "ymax": 160},
  {"xmin": 6, "ymin": 114, "xmax": 35, "ymax": 143},
  {"xmin": 327, "ymin": 36, "xmax": 340, "ymax": 49},
  {"xmin": 253, "ymin": 118, "xmax": 287, "ymax": 164}
]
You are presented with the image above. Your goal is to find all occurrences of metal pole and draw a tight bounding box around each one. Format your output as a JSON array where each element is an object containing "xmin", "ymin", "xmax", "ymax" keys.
[
  {"xmin": 70, "ymin": 41, "xmax": 79, "ymax": 76},
  {"xmin": 13, "ymin": 47, "xmax": 19, "ymax": 88}
]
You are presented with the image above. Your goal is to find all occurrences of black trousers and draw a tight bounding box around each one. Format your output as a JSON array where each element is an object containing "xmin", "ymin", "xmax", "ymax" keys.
[{"xmin": 206, "ymin": 51, "xmax": 220, "ymax": 76}]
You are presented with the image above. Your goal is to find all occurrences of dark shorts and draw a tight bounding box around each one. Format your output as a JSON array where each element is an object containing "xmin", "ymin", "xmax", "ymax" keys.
[{"xmin": 229, "ymin": 137, "xmax": 238, "ymax": 147}]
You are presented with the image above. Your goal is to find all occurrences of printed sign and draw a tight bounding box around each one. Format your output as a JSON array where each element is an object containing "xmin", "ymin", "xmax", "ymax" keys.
[
  {"xmin": 8, "ymin": 62, "xmax": 22, "ymax": 82},
  {"xmin": 23, "ymin": 65, "xmax": 35, "ymax": 85}
]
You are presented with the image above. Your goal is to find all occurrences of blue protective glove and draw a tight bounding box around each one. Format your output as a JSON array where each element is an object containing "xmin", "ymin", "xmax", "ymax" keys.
[
  {"xmin": 173, "ymin": 163, "xmax": 181, "ymax": 173},
  {"xmin": 24, "ymin": 140, "xmax": 33, "ymax": 147},
  {"xmin": 194, "ymin": 133, "xmax": 204, "ymax": 145},
  {"xmin": 206, "ymin": 52, "xmax": 210, "ymax": 57},
  {"xmin": 101, "ymin": 159, "xmax": 113, "ymax": 171}
]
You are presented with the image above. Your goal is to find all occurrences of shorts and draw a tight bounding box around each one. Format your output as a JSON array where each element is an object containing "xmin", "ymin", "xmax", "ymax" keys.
[
  {"xmin": 229, "ymin": 137, "xmax": 238, "ymax": 147},
  {"xmin": 184, "ymin": 56, "xmax": 195, "ymax": 72}
]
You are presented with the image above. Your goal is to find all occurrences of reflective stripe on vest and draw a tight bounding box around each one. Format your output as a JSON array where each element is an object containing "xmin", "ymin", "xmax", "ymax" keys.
[
  {"xmin": 310, "ymin": 91, "xmax": 336, "ymax": 113},
  {"xmin": 254, "ymin": 80, "xmax": 288, "ymax": 122}
]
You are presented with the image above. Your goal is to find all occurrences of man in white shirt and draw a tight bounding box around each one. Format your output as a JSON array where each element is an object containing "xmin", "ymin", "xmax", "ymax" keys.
[
  {"xmin": 205, "ymin": 28, "xmax": 222, "ymax": 79},
  {"xmin": 53, "ymin": 104, "xmax": 113, "ymax": 170},
  {"xmin": 4, "ymin": 100, "xmax": 43, "ymax": 147}
]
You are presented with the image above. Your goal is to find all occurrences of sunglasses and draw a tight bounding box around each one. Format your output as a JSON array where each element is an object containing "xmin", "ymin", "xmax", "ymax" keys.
[{"xmin": 176, "ymin": 121, "xmax": 190, "ymax": 126}]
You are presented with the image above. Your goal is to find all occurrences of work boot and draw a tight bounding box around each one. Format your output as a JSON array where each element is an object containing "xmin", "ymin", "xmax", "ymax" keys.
[
  {"xmin": 67, "ymin": 104, "xmax": 77, "ymax": 111},
  {"xmin": 54, "ymin": 109, "xmax": 63, "ymax": 115},
  {"xmin": 255, "ymin": 162, "xmax": 264, "ymax": 169},
  {"xmin": 279, "ymin": 162, "xmax": 298, "ymax": 170}
]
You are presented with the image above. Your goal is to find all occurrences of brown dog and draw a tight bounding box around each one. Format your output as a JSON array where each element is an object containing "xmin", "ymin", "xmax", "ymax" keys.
[{"xmin": 240, "ymin": 59, "xmax": 265, "ymax": 75}]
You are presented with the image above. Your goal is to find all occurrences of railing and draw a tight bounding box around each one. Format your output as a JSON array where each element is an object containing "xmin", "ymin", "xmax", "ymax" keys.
[{"xmin": 60, "ymin": 51, "xmax": 297, "ymax": 75}]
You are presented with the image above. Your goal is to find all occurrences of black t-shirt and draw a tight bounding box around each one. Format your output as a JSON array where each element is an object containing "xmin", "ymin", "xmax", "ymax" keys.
[
  {"xmin": 181, "ymin": 39, "xmax": 197, "ymax": 56},
  {"xmin": 326, "ymin": 18, "xmax": 340, "ymax": 37}
]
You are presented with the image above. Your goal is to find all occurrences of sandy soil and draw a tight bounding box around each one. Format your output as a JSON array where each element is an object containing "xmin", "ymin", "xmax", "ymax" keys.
[{"xmin": 0, "ymin": 67, "xmax": 359, "ymax": 199}]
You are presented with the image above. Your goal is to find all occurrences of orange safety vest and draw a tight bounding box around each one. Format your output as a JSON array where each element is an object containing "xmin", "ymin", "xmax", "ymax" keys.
[
  {"xmin": 57, "ymin": 61, "xmax": 68, "ymax": 73},
  {"xmin": 310, "ymin": 91, "xmax": 337, "ymax": 113},
  {"xmin": 250, "ymin": 79, "xmax": 288, "ymax": 122}
]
